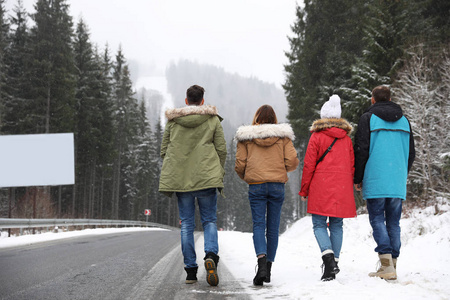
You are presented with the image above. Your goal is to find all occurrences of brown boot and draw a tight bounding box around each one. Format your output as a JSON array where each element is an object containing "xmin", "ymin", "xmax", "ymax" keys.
[{"xmin": 368, "ymin": 254, "xmax": 397, "ymax": 280}]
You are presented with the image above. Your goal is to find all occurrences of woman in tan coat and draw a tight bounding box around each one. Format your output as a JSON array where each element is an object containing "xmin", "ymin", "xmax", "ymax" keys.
[{"xmin": 234, "ymin": 105, "xmax": 299, "ymax": 286}]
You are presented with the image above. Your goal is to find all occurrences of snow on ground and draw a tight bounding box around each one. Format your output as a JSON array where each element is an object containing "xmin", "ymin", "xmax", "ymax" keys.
[
  {"xmin": 219, "ymin": 198, "xmax": 450, "ymax": 300},
  {"xmin": 0, "ymin": 227, "xmax": 167, "ymax": 249},
  {"xmin": 1, "ymin": 198, "xmax": 449, "ymax": 299}
]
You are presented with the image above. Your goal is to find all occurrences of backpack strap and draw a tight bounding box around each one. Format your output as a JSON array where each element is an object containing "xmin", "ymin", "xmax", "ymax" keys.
[{"xmin": 316, "ymin": 138, "xmax": 338, "ymax": 166}]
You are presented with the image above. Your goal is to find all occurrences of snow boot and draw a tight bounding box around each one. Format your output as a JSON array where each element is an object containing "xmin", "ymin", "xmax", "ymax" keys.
[
  {"xmin": 393, "ymin": 258, "xmax": 397, "ymax": 269},
  {"xmin": 321, "ymin": 252, "xmax": 339, "ymax": 281},
  {"xmin": 204, "ymin": 252, "xmax": 219, "ymax": 286},
  {"xmin": 264, "ymin": 261, "xmax": 272, "ymax": 283},
  {"xmin": 184, "ymin": 267, "xmax": 198, "ymax": 284},
  {"xmin": 334, "ymin": 258, "xmax": 340, "ymax": 274},
  {"xmin": 368, "ymin": 253, "xmax": 397, "ymax": 280},
  {"xmin": 253, "ymin": 255, "xmax": 268, "ymax": 286}
]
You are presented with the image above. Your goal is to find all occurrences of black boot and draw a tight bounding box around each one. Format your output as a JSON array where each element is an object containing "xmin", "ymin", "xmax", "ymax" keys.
[
  {"xmin": 335, "ymin": 260, "xmax": 340, "ymax": 274},
  {"xmin": 184, "ymin": 267, "xmax": 198, "ymax": 284},
  {"xmin": 204, "ymin": 252, "xmax": 220, "ymax": 286},
  {"xmin": 321, "ymin": 253, "xmax": 339, "ymax": 281},
  {"xmin": 253, "ymin": 256, "xmax": 268, "ymax": 286},
  {"xmin": 264, "ymin": 261, "xmax": 272, "ymax": 283}
]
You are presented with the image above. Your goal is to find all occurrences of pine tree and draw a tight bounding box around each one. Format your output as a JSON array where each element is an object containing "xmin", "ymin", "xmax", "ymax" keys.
[
  {"xmin": 1, "ymin": 0, "xmax": 30, "ymax": 135},
  {"xmin": 342, "ymin": 0, "xmax": 431, "ymax": 124},
  {"xmin": 284, "ymin": 0, "xmax": 366, "ymax": 149},
  {"xmin": 152, "ymin": 118, "xmax": 164, "ymax": 224},
  {"xmin": 419, "ymin": 0, "xmax": 450, "ymax": 45},
  {"xmin": 72, "ymin": 19, "xmax": 119, "ymax": 218},
  {"xmin": 28, "ymin": 0, "xmax": 76, "ymax": 133},
  {"xmin": 91, "ymin": 45, "xmax": 116, "ymax": 219},
  {"xmin": 283, "ymin": 3, "xmax": 314, "ymax": 152},
  {"xmin": 132, "ymin": 100, "xmax": 154, "ymax": 221},
  {"xmin": 0, "ymin": 0, "xmax": 9, "ymax": 131},
  {"xmin": 111, "ymin": 47, "xmax": 141, "ymax": 220}
]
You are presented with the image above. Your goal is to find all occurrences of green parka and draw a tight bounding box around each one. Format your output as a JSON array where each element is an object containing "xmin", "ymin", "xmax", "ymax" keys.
[{"xmin": 159, "ymin": 105, "xmax": 227, "ymax": 197}]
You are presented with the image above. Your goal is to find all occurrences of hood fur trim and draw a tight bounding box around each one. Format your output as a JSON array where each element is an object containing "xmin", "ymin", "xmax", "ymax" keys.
[
  {"xmin": 235, "ymin": 123, "xmax": 296, "ymax": 142},
  {"xmin": 165, "ymin": 105, "xmax": 218, "ymax": 121},
  {"xmin": 310, "ymin": 118, "xmax": 353, "ymax": 135}
]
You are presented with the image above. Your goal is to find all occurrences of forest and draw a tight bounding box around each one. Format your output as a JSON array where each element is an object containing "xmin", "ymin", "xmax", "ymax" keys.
[
  {"xmin": 284, "ymin": 0, "xmax": 450, "ymax": 207},
  {"xmin": 0, "ymin": 0, "xmax": 449, "ymax": 233},
  {"xmin": 0, "ymin": 0, "xmax": 296, "ymax": 232}
]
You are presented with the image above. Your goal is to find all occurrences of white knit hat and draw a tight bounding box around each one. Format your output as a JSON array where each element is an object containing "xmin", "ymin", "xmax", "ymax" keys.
[{"xmin": 320, "ymin": 94, "xmax": 341, "ymax": 119}]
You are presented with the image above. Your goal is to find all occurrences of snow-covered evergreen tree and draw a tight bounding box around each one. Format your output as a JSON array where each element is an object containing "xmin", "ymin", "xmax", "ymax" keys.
[{"xmin": 394, "ymin": 44, "xmax": 450, "ymax": 202}]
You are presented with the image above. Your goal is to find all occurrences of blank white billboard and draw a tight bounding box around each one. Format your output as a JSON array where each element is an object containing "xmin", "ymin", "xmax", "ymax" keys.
[{"xmin": 0, "ymin": 133, "xmax": 75, "ymax": 188}]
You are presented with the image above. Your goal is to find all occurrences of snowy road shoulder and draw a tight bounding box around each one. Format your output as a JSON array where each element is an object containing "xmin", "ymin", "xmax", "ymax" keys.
[{"xmin": 0, "ymin": 227, "xmax": 168, "ymax": 249}]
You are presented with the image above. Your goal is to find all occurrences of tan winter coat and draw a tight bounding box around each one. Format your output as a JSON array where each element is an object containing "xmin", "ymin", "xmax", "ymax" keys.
[{"xmin": 234, "ymin": 123, "xmax": 299, "ymax": 184}]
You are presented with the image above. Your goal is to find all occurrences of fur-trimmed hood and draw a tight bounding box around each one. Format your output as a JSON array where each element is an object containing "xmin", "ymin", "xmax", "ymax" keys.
[
  {"xmin": 165, "ymin": 105, "xmax": 222, "ymax": 128},
  {"xmin": 235, "ymin": 123, "xmax": 296, "ymax": 142},
  {"xmin": 310, "ymin": 118, "xmax": 352, "ymax": 135},
  {"xmin": 165, "ymin": 105, "xmax": 220, "ymax": 121}
]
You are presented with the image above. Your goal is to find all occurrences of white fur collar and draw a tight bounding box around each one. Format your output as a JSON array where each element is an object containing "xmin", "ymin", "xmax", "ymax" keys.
[
  {"xmin": 165, "ymin": 105, "xmax": 218, "ymax": 121},
  {"xmin": 234, "ymin": 123, "xmax": 296, "ymax": 142}
]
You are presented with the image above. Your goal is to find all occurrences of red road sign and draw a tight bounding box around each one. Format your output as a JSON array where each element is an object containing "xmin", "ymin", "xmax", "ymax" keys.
[{"xmin": 144, "ymin": 209, "xmax": 151, "ymax": 216}]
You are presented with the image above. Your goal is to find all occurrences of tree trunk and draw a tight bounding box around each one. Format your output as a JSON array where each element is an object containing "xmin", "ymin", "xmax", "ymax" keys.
[
  {"xmin": 72, "ymin": 184, "xmax": 76, "ymax": 218},
  {"xmin": 100, "ymin": 173, "xmax": 104, "ymax": 219},
  {"xmin": 46, "ymin": 86, "xmax": 51, "ymax": 133}
]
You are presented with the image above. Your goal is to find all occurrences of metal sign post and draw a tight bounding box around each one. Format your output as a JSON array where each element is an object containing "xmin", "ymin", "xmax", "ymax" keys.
[{"xmin": 144, "ymin": 209, "xmax": 151, "ymax": 225}]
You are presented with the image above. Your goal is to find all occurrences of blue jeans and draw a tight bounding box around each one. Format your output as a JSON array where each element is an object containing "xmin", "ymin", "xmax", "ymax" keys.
[
  {"xmin": 312, "ymin": 214, "xmax": 343, "ymax": 259},
  {"xmin": 176, "ymin": 188, "xmax": 218, "ymax": 268},
  {"xmin": 366, "ymin": 198, "xmax": 402, "ymax": 258},
  {"xmin": 248, "ymin": 182, "xmax": 285, "ymax": 262}
]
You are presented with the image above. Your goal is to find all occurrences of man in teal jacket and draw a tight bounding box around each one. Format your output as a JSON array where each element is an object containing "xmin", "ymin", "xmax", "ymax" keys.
[
  {"xmin": 159, "ymin": 85, "xmax": 226, "ymax": 286},
  {"xmin": 354, "ymin": 85, "xmax": 415, "ymax": 280}
]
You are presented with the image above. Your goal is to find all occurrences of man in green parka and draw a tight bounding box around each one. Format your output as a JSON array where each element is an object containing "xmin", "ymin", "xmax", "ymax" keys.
[{"xmin": 159, "ymin": 85, "xmax": 227, "ymax": 286}]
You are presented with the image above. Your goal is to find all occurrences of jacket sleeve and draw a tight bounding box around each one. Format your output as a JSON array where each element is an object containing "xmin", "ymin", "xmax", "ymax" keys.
[
  {"xmin": 213, "ymin": 118, "xmax": 227, "ymax": 168},
  {"xmin": 299, "ymin": 133, "xmax": 318, "ymax": 197},
  {"xmin": 284, "ymin": 138, "xmax": 299, "ymax": 172},
  {"xmin": 349, "ymin": 136, "xmax": 355, "ymax": 177},
  {"xmin": 160, "ymin": 122, "xmax": 171, "ymax": 159},
  {"xmin": 234, "ymin": 141, "xmax": 247, "ymax": 180},
  {"xmin": 353, "ymin": 112, "xmax": 371, "ymax": 184},
  {"xmin": 407, "ymin": 118, "xmax": 416, "ymax": 173}
]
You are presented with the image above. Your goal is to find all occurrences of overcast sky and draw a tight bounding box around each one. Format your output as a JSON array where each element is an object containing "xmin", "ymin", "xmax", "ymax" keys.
[{"xmin": 5, "ymin": 0, "xmax": 300, "ymax": 87}]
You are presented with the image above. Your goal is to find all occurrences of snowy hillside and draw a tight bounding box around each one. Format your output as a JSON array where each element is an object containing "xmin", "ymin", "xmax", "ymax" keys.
[{"xmin": 218, "ymin": 197, "xmax": 450, "ymax": 299}]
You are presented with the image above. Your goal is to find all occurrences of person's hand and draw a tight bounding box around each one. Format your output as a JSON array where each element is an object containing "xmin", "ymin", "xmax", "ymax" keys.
[
  {"xmin": 354, "ymin": 183, "xmax": 362, "ymax": 191},
  {"xmin": 301, "ymin": 196, "xmax": 307, "ymax": 202}
]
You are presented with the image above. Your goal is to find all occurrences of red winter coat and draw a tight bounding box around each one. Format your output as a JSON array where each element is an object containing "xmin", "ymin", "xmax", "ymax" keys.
[{"xmin": 299, "ymin": 118, "xmax": 356, "ymax": 218}]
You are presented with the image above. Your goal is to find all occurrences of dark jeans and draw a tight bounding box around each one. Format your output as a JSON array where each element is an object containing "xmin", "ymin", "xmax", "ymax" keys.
[
  {"xmin": 248, "ymin": 182, "xmax": 285, "ymax": 262},
  {"xmin": 366, "ymin": 198, "xmax": 402, "ymax": 258}
]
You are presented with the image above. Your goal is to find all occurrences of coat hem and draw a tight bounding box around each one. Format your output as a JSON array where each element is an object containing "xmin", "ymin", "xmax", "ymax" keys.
[{"xmin": 307, "ymin": 210, "xmax": 357, "ymax": 219}]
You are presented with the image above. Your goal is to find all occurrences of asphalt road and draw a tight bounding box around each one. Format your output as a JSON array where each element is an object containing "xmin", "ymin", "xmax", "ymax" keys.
[{"xmin": 0, "ymin": 229, "xmax": 251, "ymax": 300}]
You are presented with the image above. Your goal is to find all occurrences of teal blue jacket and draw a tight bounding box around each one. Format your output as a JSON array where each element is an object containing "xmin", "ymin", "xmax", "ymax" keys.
[{"xmin": 354, "ymin": 101, "xmax": 415, "ymax": 200}]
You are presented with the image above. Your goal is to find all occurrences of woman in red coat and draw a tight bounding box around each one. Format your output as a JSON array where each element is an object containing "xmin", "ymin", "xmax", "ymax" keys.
[{"xmin": 299, "ymin": 95, "xmax": 356, "ymax": 281}]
